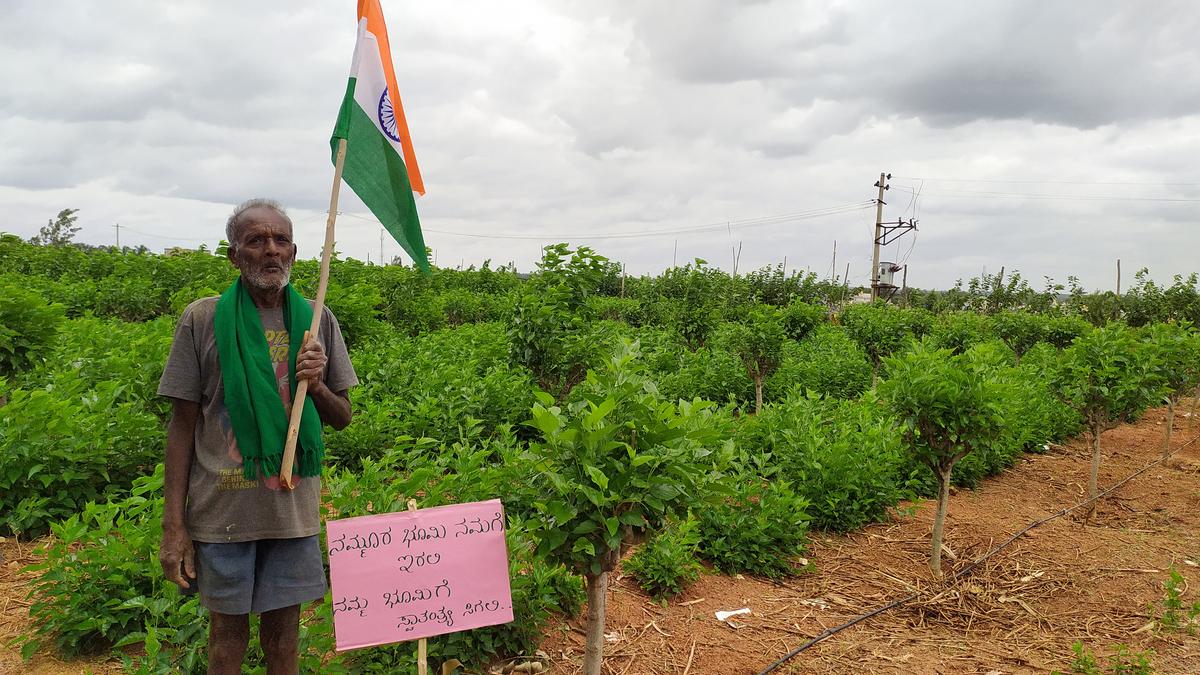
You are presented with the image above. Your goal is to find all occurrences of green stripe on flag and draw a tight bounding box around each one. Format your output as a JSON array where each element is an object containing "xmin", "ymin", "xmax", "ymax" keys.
[{"xmin": 331, "ymin": 78, "xmax": 430, "ymax": 273}]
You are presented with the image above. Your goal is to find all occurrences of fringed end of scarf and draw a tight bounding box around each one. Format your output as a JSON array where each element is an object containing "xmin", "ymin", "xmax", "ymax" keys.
[
  {"xmin": 241, "ymin": 444, "xmax": 324, "ymax": 481},
  {"xmin": 295, "ymin": 443, "xmax": 325, "ymax": 477}
]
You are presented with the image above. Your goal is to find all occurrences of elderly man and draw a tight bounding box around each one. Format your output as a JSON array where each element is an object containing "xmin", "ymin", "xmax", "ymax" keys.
[{"xmin": 158, "ymin": 198, "xmax": 357, "ymax": 673}]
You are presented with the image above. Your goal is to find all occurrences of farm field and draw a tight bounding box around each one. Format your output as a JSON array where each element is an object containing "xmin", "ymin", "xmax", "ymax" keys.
[
  {"xmin": 2, "ymin": 235, "xmax": 1200, "ymax": 673},
  {"xmin": 541, "ymin": 405, "xmax": 1200, "ymax": 674},
  {"xmin": 4, "ymin": 405, "xmax": 1199, "ymax": 673},
  {"xmin": 4, "ymin": 2, "xmax": 1200, "ymax": 673}
]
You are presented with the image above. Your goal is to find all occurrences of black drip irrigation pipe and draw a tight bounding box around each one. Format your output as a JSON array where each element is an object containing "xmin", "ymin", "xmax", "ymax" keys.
[{"xmin": 758, "ymin": 432, "xmax": 1200, "ymax": 675}]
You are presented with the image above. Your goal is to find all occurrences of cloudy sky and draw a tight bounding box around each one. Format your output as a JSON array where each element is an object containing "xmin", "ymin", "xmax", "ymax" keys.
[{"xmin": 2, "ymin": 1, "xmax": 1199, "ymax": 290}]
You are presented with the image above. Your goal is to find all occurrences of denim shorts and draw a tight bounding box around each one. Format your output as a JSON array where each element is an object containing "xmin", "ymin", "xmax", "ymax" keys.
[{"xmin": 184, "ymin": 535, "xmax": 327, "ymax": 615}]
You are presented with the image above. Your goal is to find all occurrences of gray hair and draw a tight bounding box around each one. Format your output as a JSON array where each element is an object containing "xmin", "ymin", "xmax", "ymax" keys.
[{"xmin": 225, "ymin": 198, "xmax": 293, "ymax": 249}]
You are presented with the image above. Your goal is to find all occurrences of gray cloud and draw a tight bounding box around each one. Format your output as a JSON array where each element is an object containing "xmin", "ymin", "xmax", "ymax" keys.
[{"xmin": 1, "ymin": 0, "xmax": 1198, "ymax": 290}]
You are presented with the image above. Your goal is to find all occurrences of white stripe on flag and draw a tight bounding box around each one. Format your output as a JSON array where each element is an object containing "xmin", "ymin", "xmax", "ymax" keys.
[{"xmin": 350, "ymin": 21, "xmax": 407, "ymax": 160}]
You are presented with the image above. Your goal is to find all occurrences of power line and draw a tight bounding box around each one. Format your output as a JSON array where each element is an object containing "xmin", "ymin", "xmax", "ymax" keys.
[
  {"xmin": 338, "ymin": 201, "xmax": 875, "ymax": 241},
  {"xmin": 896, "ymin": 180, "xmax": 922, "ymax": 268},
  {"xmin": 432, "ymin": 202, "xmax": 873, "ymax": 240},
  {"xmin": 895, "ymin": 175, "xmax": 1200, "ymax": 187},
  {"xmin": 117, "ymin": 225, "xmax": 215, "ymax": 243},
  {"xmin": 892, "ymin": 186, "xmax": 1200, "ymax": 203}
]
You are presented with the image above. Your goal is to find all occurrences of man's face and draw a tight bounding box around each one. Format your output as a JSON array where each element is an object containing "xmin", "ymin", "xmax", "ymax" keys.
[{"xmin": 227, "ymin": 207, "xmax": 297, "ymax": 292}]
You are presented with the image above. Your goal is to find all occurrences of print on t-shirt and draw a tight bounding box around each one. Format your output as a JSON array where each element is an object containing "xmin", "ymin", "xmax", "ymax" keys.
[{"xmin": 216, "ymin": 327, "xmax": 299, "ymax": 492}]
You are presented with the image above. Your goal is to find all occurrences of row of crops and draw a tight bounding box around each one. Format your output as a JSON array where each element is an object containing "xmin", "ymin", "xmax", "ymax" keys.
[{"xmin": 2, "ymin": 233, "xmax": 1199, "ymax": 672}]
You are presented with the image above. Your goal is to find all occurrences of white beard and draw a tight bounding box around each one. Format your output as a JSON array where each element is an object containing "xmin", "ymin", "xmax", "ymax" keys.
[{"xmin": 243, "ymin": 264, "xmax": 292, "ymax": 292}]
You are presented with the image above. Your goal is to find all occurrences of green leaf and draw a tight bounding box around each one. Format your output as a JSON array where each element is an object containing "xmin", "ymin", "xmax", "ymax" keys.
[
  {"xmin": 572, "ymin": 519, "xmax": 599, "ymax": 535},
  {"xmin": 584, "ymin": 465, "xmax": 609, "ymax": 490},
  {"xmin": 572, "ymin": 539, "xmax": 596, "ymax": 556},
  {"xmin": 20, "ymin": 639, "xmax": 39, "ymax": 661},
  {"xmin": 544, "ymin": 500, "xmax": 574, "ymax": 524},
  {"xmin": 618, "ymin": 510, "xmax": 647, "ymax": 527},
  {"xmin": 585, "ymin": 398, "xmax": 617, "ymax": 428}
]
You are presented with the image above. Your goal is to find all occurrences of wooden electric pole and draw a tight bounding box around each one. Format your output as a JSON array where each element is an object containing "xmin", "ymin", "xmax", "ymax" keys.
[{"xmin": 870, "ymin": 173, "xmax": 889, "ymax": 301}]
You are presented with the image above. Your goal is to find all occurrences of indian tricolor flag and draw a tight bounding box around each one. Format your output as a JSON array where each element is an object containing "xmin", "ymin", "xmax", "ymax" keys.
[{"xmin": 332, "ymin": 0, "xmax": 430, "ymax": 272}]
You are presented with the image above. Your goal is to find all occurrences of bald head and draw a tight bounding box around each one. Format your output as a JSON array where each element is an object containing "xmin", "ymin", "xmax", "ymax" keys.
[{"xmin": 225, "ymin": 198, "xmax": 292, "ymax": 253}]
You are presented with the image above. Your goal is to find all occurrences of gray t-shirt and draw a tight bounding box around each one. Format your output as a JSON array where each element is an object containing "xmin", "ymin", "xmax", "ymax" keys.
[{"xmin": 157, "ymin": 296, "xmax": 358, "ymax": 543}]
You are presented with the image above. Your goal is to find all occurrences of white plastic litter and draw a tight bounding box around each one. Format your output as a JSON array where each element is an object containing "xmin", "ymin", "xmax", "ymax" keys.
[{"xmin": 715, "ymin": 608, "xmax": 752, "ymax": 624}]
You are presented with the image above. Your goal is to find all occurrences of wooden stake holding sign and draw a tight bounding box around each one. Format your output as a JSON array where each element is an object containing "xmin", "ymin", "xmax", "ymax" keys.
[
  {"xmin": 409, "ymin": 498, "xmax": 428, "ymax": 675},
  {"xmin": 279, "ymin": 138, "xmax": 347, "ymax": 489}
]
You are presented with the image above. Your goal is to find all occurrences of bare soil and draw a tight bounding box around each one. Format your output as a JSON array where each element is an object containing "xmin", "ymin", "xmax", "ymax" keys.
[
  {"xmin": 4, "ymin": 405, "xmax": 1200, "ymax": 674},
  {"xmin": 541, "ymin": 405, "xmax": 1200, "ymax": 674}
]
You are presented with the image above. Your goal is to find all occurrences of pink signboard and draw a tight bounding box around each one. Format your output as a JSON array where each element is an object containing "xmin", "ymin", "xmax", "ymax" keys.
[{"xmin": 326, "ymin": 498, "xmax": 514, "ymax": 651}]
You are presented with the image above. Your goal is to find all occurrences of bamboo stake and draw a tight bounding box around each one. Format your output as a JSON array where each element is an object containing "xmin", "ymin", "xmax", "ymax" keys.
[
  {"xmin": 409, "ymin": 498, "xmax": 428, "ymax": 675},
  {"xmin": 280, "ymin": 137, "xmax": 347, "ymax": 489},
  {"xmin": 1162, "ymin": 400, "xmax": 1175, "ymax": 459},
  {"xmin": 1190, "ymin": 388, "xmax": 1198, "ymax": 435}
]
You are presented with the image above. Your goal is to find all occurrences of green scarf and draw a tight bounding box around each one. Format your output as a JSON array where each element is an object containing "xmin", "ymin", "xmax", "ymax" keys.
[{"xmin": 214, "ymin": 278, "xmax": 324, "ymax": 480}]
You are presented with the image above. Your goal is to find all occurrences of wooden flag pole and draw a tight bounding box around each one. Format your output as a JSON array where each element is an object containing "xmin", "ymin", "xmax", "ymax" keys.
[{"xmin": 280, "ymin": 137, "xmax": 348, "ymax": 489}]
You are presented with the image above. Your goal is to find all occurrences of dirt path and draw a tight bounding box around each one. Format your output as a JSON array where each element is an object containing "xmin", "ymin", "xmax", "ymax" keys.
[
  {"xmin": 4, "ymin": 406, "xmax": 1200, "ymax": 674},
  {"xmin": 542, "ymin": 406, "xmax": 1200, "ymax": 674}
]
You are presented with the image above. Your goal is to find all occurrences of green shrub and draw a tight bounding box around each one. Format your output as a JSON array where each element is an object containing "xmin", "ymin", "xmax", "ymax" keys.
[
  {"xmin": 324, "ymin": 281, "xmax": 386, "ymax": 349},
  {"xmin": 167, "ymin": 283, "xmax": 221, "ymax": 316},
  {"xmin": 624, "ymin": 516, "xmax": 703, "ymax": 600},
  {"xmin": 651, "ymin": 343, "xmax": 753, "ymax": 409},
  {"xmin": 1043, "ymin": 314, "xmax": 1092, "ymax": 349},
  {"xmin": 1153, "ymin": 566, "xmax": 1200, "ymax": 633},
  {"xmin": 947, "ymin": 341, "xmax": 1034, "ymax": 486},
  {"xmin": 519, "ymin": 340, "xmax": 735, "ymax": 672},
  {"xmin": 1055, "ymin": 323, "xmax": 1162, "ymax": 502},
  {"xmin": 385, "ymin": 290, "xmax": 447, "ymax": 335},
  {"xmin": 895, "ymin": 340, "xmax": 1084, "ymax": 493},
  {"xmin": 326, "ymin": 324, "xmax": 535, "ymax": 468},
  {"xmin": 650, "ymin": 262, "xmax": 723, "ymax": 347},
  {"xmin": 0, "ymin": 279, "xmax": 65, "ymax": 376},
  {"xmin": 522, "ymin": 341, "xmax": 734, "ymax": 574},
  {"xmin": 716, "ymin": 306, "xmax": 786, "ymax": 413},
  {"xmin": 13, "ymin": 316, "xmax": 175, "ymax": 417},
  {"xmin": 507, "ymin": 287, "xmax": 587, "ymax": 397},
  {"xmin": 95, "ymin": 273, "xmax": 164, "ymax": 322},
  {"xmin": 993, "ymin": 310, "xmax": 1047, "ymax": 361},
  {"xmin": 1019, "ymin": 343, "xmax": 1084, "ymax": 440},
  {"xmin": 779, "ymin": 299, "xmax": 825, "ymax": 341},
  {"xmin": 840, "ymin": 304, "xmax": 928, "ymax": 376},
  {"xmin": 585, "ymin": 295, "xmax": 641, "ymax": 323},
  {"xmin": 765, "ymin": 325, "xmax": 872, "ymax": 400},
  {"xmin": 0, "ymin": 378, "xmax": 162, "ymax": 537},
  {"xmin": 929, "ymin": 311, "xmax": 995, "ymax": 354},
  {"xmin": 33, "ymin": 277, "xmax": 102, "ymax": 317},
  {"xmin": 879, "ymin": 340, "xmax": 1006, "ymax": 576},
  {"xmin": 627, "ymin": 297, "xmax": 678, "ymax": 330},
  {"xmin": 20, "ymin": 469, "xmax": 201, "ymax": 661},
  {"xmin": 737, "ymin": 391, "xmax": 906, "ymax": 531},
  {"xmin": 696, "ymin": 479, "xmax": 810, "ymax": 579},
  {"xmin": 440, "ymin": 289, "xmax": 509, "ymax": 326},
  {"xmin": 1060, "ymin": 641, "xmax": 1154, "ymax": 675}
]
